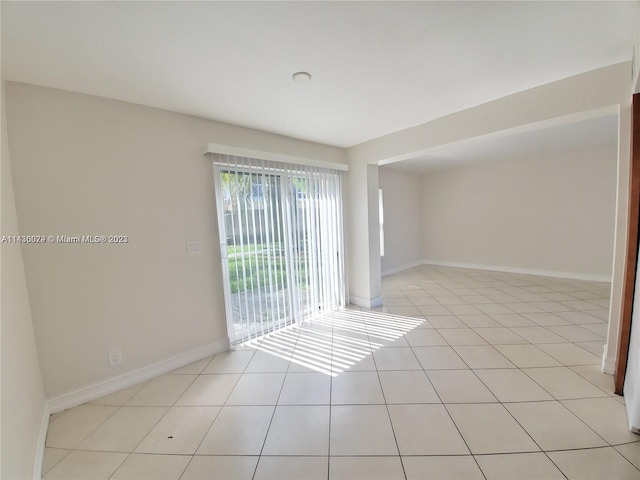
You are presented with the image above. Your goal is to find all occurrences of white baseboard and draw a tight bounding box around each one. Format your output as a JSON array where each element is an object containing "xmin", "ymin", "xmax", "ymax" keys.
[
  {"xmin": 602, "ymin": 349, "xmax": 617, "ymax": 375},
  {"xmin": 422, "ymin": 259, "xmax": 612, "ymax": 283},
  {"xmin": 350, "ymin": 294, "xmax": 384, "ymax": 309},
  {"xmin": 33, "ymin": 401, "xmax": 51, "ymax": 479},
  {"xmin": 47, "ymin": 339, "xmax": 229, "ymax": 414},
  {"xmin": 382, "ymin": 260, "xmax": 425, "ymax": 277}
]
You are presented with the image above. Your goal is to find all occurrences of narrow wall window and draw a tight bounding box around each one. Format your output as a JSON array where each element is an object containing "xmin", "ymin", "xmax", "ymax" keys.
[{"xmin": 379, "ymin": 188, "xmax": 384, "ymax": 257}]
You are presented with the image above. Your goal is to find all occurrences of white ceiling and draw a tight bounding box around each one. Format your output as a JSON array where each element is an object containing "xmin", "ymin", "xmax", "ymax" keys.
[
  {"xmin": 1, "ymin": 2, "xmax": 636, "ymax": 149},
  {"xmin": 383, "ymin": 113, "xmax": 619, "ymax": 173}
]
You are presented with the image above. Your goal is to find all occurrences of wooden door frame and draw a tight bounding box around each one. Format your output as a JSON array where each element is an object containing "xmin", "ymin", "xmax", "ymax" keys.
[{"xmin": 615, "ymin": 93, "xmax": 640, "ymax": 394}]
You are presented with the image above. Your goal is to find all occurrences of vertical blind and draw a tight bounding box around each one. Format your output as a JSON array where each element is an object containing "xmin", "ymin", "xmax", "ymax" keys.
[{"xmin": 212, "ymin": 154, "xmax": 346, "ymax": 344}]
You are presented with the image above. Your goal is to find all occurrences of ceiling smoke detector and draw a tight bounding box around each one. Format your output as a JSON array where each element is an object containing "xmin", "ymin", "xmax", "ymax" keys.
[{"xmin": 292, "ymin": 71, "xmax": 312, "ymax": 83}]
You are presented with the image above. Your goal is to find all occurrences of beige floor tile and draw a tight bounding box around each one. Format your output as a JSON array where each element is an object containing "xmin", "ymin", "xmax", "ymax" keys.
[
  {"xmin": 225, "ymin": 372, "xmax": 285, "ymax": 405},
  {"xmin": 500, "ymin": 304, "xmax": 544, "ymax": 315},
  {"xmin": 615, "ymin": 442, "xmax": 640, "ymax": 469},
  {"xmin": 561, "ymin": 300, "xmax": 602, "ymax": 311},
  {"xmin": 404, "ymin": 328, "xmax": 448, "ymax": 346},
  {"xmin": 583, "ymin": 309, "xmax": 610, "ymax": 321},
  {"xmin": 373, "ymin": 347, "xmax": 422, "ymax": 370},
  {"xmin": 418, "ymin": 305, "xmax": 453, "ymax": 316},
  {"xmin": 126, "ymin": 375, "xmax": 196, "ymax": 407},
  {"xmin": 490, "ymin": 313, "xmax": 537, "ymax": 326},
  {"xmin": 555, "ymin": 310, "xmax": 604, "ymax": 325},
  {"xmin": 402, "ymin": 455, "xmax": 484, "ymax": 479},
  {"xmin": 505, "ymin": 401, "xmax": 607, "ymax": 450},
  {"xmin": 475, "ymin": 452, "xmax": 565, "ymax": 479},
  {"xmin": 245, "ymin": 350, "xmax": 291, "ymax": 373},
  {"xmin": 413, "ymin": 346, "xmax": 469, "ymax": 370},
  {"xmin": 524, "ymin": 366, "xmax": 609, "ymax": 399},
  {"xmin": 262, "ymin": 405, "xmax": 330, "ymax": 455},
  {"xmin": 174, "ymin": 374, "xmax": 240, "ymax": 406},
  {"xmin": 460, "ymin": 295, "xmax": 493, "ymax": 304},
  {"xmin": 378, "ymin": 370, "xmax": 440, "ymax": 403},
  {"xmin": 435, "ymin": 295, "xmax": 467, "ymax": 305},
  {"xmin": 476, "ymin": 304, "xmax": 513, "ymax": 315},
  {"xmin": 42, "ymin": 448, "xmax": 72, "ymax": 475},
  {"xmin": 494, "ymin": 344, "xmax": 561, "ymax": 368},
  {"xmin": 510, "ymin": 327, "xmax": 566, "ymax": 344},
  {"xmin": 181, "ymin": 456, "xmax": 258, "ymax": 480},
  {"xmin": 458, "ymin": 315, "xmax": 503, "ymax": 328},
  {"xmin": 384, "ymin": 296, "xmax": 412, "ymax": 306},
  {"xmin": 43, "ymin": 450, "xmax": 127, "ymax": 479},
  {"xmin": 446, "ymin": 403, "xmax": 539, "ymax": 454},
  {"xmin": 513, "ymin": 293, "xmax": 548, "ymax": 303},
  {"xmin": 167, "ymin": 357, "xmax": 213, "ymax": 375},
  {"xmin": 427, "ymin": 370, "xmax": 497, "ymax": 403},
  {"xmin": 46, "ymin": 405, "xmax": 119, "ymax": 449},
  {"xmin": 330, "ymin": 405, "xmax": 398, "ymax": 455},
  {"xmin": 426, "ymin": 316, "xmax": 468, "ymax": 328},
  {"xmin": 582, "ymin": 323, "xmax": 608, "ymax": 337},
  {"xmin": 388, "ymin": 305, "xmax": 423, "ymax": 316},
  {"xmin": 287, "ymin": 356, "xmax": 334, "ymax": 376},
  {"xmin": 570, "ymin": 364, "xmax": 615, "ymax": 393},
  {"xmin": 255, "ymin": 456, "xmax": 328, "ymax": 480},
  {"xmin": 135, "ymin": 406, "xmax": 219, "ymax": 454},
  {"xmin": 329, "ymin": 456, "xmax": 404, "ymax": 480},
  {"xmin": 548, "ymin": 447, "xmax": 640, "ymax": 479},
  {"xmin": 452, "ymin": 346, "xmax": 515, "ymax": 369},
  {"xmin": 368, "ymin": 332, "xmax": 410, "ymax": 348},
  {"xmin": 256, "ymin": 335, "xmax": 298, "ymax": 360},
  {"xmin": 526, "ymin": 308, "xmax": 571, "ymax": 320},
  {"xmin": 78, "ymin": 406, "xmax": 167, "ymax": 452},
  {"xmin": 439, "ymin": 328, "xmax": 488, "ymax": 346},
  {"xmin": 388, "ymin": 404, "xmax": 469, "ymax": 455},
  {"xmin": 408, "ymin": 295, "xmax": 440, "ymax": 306},
  {"xmin": 474, "ymin": 369, "xmax": 553, "ymax": 402},
  {"xmin": 540, "ymin": 292, "xmax": 576, "ymax": 302},
  {"xmin": 576, "ymin": 340, "xmax": 607, "ymax": 356},
  {"xmin": 196, "ymin": 405, "xmax": 273, "ymax": 455},
  {"xmin": 473, "ymin": 327, "xmax": 528, "ymax": 345},
  {"xmin": 546, "ymin": 325, "xmax": 604, "ymax": 342},
  {"xmin": 562, "ymin": 397, "xmax": 640, "ymax": 445},
  {"xmin": 331, "ymin": 371, "xmax": 384, "ymax": 404},
  {"xmin": 88, "ymin": 382, "xmax": 148, "ymax": 406},
  {"xmin": 110, "ymin": 454, "xmax": 191, "ymax": 480},
  {"xmin": 202, "ymin": 350, "xmax": 255, "ymax": 373},
  {"xmin": 447, "ymin": 304, "xmax": 484, "ymax": 315},
  {"xmin": 487, "ymin": 293, "xmax": 518, "ymax": 302},
  {"xmin": 336, "ymin": 352, "xmax": 377, "ymax": 372},
  {"xmin": 536, "ymin": 343, "xmax": 601, "ymax": 365},
  {"xmin": 278, "ymin": 372, "xmax": 331, "ymax": 405},
  {"xmin": 288, "ymin": 341, "xmax": 334, "ymax": 371}
]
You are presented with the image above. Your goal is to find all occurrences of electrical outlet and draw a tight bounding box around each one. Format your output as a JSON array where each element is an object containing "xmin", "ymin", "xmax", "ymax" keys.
[{"xmin": 109, "ymin": 348, "xmax": 122, "ymax": 367}]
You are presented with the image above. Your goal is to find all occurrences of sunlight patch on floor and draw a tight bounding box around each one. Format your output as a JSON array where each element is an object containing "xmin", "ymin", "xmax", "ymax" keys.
[{"xmin": 241, "ymin": 309, "xmax": 425, "ymax": 376}]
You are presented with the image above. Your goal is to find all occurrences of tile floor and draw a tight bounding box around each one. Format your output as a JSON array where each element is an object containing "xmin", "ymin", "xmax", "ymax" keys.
[{"xmin": 42, "ymin": 266, "xmax": 640, "ymax": 479}]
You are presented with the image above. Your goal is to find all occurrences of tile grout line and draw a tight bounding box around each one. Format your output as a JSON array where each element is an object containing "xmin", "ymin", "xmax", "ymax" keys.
[{"xmin": 365, "ymin": 315, "xmax": 409, "ymax": 480}]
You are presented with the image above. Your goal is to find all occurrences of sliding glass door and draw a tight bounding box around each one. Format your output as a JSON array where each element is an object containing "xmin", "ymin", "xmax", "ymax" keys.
[{"xmin": 213, "ymin": 155, "xmax": 345, "ymax": 345}]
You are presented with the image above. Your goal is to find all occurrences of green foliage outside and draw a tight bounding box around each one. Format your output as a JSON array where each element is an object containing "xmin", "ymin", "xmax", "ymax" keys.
[{"xmin": 227, "ymin": 243, "xmax": 308, "ymax": 294}]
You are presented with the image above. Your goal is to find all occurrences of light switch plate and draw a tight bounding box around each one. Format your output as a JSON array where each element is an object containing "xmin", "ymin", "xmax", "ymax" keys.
[{"xmin": 187, "ymin": 241, "xmax": 202, "ymax": 255}]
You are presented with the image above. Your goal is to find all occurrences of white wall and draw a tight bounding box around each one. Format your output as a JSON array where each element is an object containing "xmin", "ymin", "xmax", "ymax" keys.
[
  {"xmin": 379, "ymin": 166, "xmax": 423, "ymax": 275},
  {"xmin": 421, "ymin": 145, "xmax": 617, "ymax": 278},
  {"xmin": 1, "ymin": 82, "xmax": 48, "ymax": 479},
  {"xmin": 4, "ymin": 82, "xmax": 346, "ymax": 400}
]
